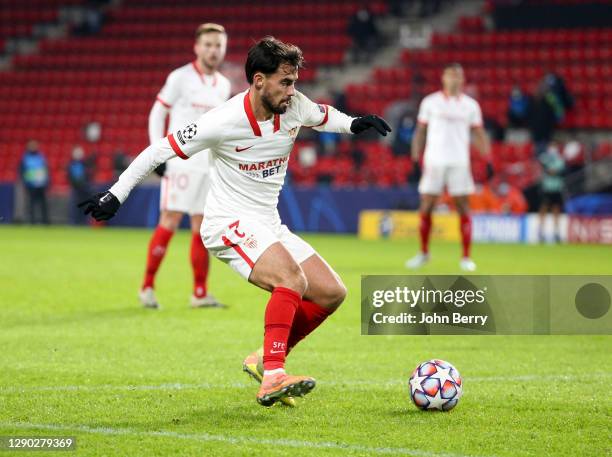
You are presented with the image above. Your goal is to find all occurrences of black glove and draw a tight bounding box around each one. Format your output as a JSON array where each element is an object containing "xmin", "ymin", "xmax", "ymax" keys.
[
  {"xmin": 78, "ymin": 191, "xmax": 121, "ymax": 221},
  {"xmin": 486, "ymin": 162, "xmax": 495, "ymax": 180},
  {"xmin": 350, "ymin": 115, "xmax": 392, "ymax": 136},
  {"xmin": 153, "ymin": 163, "xmax": 166, "ymax": 177}
]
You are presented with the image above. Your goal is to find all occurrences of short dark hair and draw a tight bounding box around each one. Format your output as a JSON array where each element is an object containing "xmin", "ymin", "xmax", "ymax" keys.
[{"xmin": 245, "ymin": 36, "xmax": 304, "ymax": 84}]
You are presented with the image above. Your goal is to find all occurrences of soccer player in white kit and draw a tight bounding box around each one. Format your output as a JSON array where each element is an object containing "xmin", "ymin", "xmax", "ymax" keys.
[
  {"xmin": 139, "ymin": 23, "xmax": 231, "ymax": 309},
  {"xmin": 406, "ymin": 63, "xmax": 491, "ymax": 271},
  {"xmin": 79, "ymin": 37, "xmax": 391, "ymax": 406}
]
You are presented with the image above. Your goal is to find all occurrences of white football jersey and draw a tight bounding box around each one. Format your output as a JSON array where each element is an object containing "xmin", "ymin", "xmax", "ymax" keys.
[
  {"xmin": 167, "ymin": 90, "xmax": 353, "ymax": 222},
  {"xmin": 417, "ymin": 91, "xmax": 483, "ymax": 167},
  {"xmin": 154, "ymin": 61, "xmax": 231, "ymax": 171},
  {"xmin": 110, "ymin": 90, "xmax": 354, "ymax": 219}
]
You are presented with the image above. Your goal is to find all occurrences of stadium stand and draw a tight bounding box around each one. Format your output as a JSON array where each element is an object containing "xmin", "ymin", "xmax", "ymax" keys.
[
  {"xmin": 324, "ymin": 2, "xmax": 610, "ymax": 189},
  {"xmin": 0, "ymin": 0, "xmax": 609, "ymax": 196},
  {"xmin": 347, "ymin": 27, "xmax": 610, "ymax": 129},
  {"xmin": 0, "ymin": 0, "xmax": 386, "ymax": 188},
  {"xmin": 0, "ymin": 0, "xmax": 83, "ymax": 43}
]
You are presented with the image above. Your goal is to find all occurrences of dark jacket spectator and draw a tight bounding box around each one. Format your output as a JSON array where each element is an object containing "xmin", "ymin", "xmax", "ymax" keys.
[
  {"xmin": 347, "ymin": 7, "xmax": 380, "ymax": 63},
  {"xmin": 529, "ymin": 81, "xmax": 559, "ymax": 155},
  {"xmin": 507, "ymin": 86, "xmax": 530, "ymax": 128},
  {"xmin": 19, "ymin": 140, "xmax": 50, "ymax": 224},
  {"xmin": 392, "ymin": 114, "xmax": 416, "ymax": 156},
  {"xmin": 113, "ymin": 150, "xmax": 129, "ymax": 179},
  {"xmin": 543, "ymin": 72, "xmax": 574, "ymax": 121},
  {"xmin": 67, "ymin": 145, "xmax": 94, "ymax": 225},
  {"xmin": 529, "ymin": 73, "xmax": 574, "ymax": 155}
]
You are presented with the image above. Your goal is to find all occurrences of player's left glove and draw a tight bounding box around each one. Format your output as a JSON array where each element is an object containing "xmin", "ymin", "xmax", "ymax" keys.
[
  {"xmin": 153, "ymin": 163, "xmax": 166, "ymax": 177},
  {"xmin": 78, "ymin": 191, "xmax": 120, "ymax": 221},
  {"xmin": 350, "ymin": 115, "xmax": 392, "ymax": 136}
]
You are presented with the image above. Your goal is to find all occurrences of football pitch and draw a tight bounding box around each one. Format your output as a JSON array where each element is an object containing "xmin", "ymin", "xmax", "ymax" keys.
[{"xmin": 0, "ymin": 225, "xmax": 610, "ymax": 457}]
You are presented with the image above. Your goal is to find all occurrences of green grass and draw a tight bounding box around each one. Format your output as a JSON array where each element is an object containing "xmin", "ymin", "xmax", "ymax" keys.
[{"xmin": 0, "ymin": 226, "xmax": 610, "ymax": 457}]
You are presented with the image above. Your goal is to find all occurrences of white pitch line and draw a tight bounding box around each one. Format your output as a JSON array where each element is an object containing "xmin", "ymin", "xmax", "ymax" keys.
[
  {"xmin": 0, "ymin": 421, "xmax": 494, "ymax": 457},
  {"xmin": 0, "ymin": 382, "xmax": 247, "ymax": 394},
  {"xmin": 1, "ymin": 373, "xmax": 610, "ymax": 394}
]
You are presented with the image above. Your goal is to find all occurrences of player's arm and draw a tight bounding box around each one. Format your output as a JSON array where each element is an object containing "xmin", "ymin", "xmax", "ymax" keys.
[
  {"xmin": 471, "ymin": 125, "xmax": 493, "ymax": 178},
  {"xmin": 148, "ymin": 101, "xmax": 170, "ymax": 144},
  {"xmin": 148, "ymin": 102, "xmax": 170, "ymax": 177},
  {"xmin": 469, "ymin": 101, "xmax": 490, "ymax": 157},
  {"xmin": 410, "ymin": 97, "xmax": 430, "ymax": 180},
  {"xmin": 409, "ymin": 121, "xmax": 427, "ymax": 182},
  {"xmin": 79, "ymin": 113, "xmax": 223, "ymax": 221},
  {"xmin": 299, "ymin": 91, "xmax": 391, "ymax": 136},
  {"xmin": 470, "ymin": 102, "xmax": 494, "ymax": 179},
  {"xmin": 411, "ymin": 122, "xmax": 427, "ymax": 163},
  {"xmin": 149, "ymin": 71, "xmax": 182, "ymax": 176},
  {"xmin": 471, "ymin": 125, "xmax": 491, "ymax": 158}
]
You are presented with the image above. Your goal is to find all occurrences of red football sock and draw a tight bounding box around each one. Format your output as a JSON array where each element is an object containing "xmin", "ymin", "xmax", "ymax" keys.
[
  {"xmin": 420, "ymin": 212, "xmax": 432, "ymax": 254},
  {"xmin": 460, "ymin": 214, "xmax": 472, "ymax": 258},
  {"xmin": 286, "ymin": 299, "xmax": 335, "ymax": 354},
  {"xmin": 142, "ymin": 225, "xmax": 174, "ymax": 289},
  {"xmin": 263, "ymin": 287, "xmax": 301, "ymax": 371},
  {"xmin": 190, "ymin": 231, "xmax": 209, "ymax": 298}
]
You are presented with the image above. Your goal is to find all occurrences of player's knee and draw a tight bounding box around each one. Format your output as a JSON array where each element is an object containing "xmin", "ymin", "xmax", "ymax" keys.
[
  {"xmin": 320, "ymin": 279, "xmax": 347, "ymax": 310},
  {"xmin": 330, "ymin": 281, "xmax": 348, "ymax": 308},
  {"xmin": 292, "ymin": 267, "xmax": 309, "ymax": 296},
  {"xmin": 159, "ymin": 211, "xmax": 181, "ymax": 231},
  {"xmin": 190, "ymin": 215, "xmax": 203, "ymax": 232},
  {"xmin": 420, "ymin": 201, "xmax": 435, "ymax": 214},
  {"xmin": 159, "ymin": 221, "xmax": 179, "ymax": 232},
  {"xmin": 277, "ymin": 263, "xmax": 308, "ymax": 296}
]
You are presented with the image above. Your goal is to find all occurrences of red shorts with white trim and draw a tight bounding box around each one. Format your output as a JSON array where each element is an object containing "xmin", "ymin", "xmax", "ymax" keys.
[
  {"xmin": 159, "ymin": 169, "xmax": 210, "ymax": 216},
  {"xmin": 201, "ymin": 217, "xmax": 316, "ymax": 280}
]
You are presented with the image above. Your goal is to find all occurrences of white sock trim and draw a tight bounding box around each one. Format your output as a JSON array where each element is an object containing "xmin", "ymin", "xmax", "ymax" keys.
[{"xmin": 264, "ymin": 368, "xmax": 286, "ymax": 377}]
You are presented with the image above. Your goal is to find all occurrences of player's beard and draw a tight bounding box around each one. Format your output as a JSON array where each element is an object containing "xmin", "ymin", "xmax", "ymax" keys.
[
  {"xmin": 200, "ymin": 56, "xmax": 219, "ymax": 73},
  {"xmin": 261, "ymin": 92, "xmax": 289, "ymax": 115}
]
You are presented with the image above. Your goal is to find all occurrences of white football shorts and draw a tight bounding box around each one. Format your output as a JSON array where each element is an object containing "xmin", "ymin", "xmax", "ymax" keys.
[
  {"xmin": 201, "ymin": 217, "xmax": 316, "ymax": 280},
  {"xmin": 418, "ymin": 164, "xmax": 475, "ymax": 196},
  {"xmin": 159, "ymin": 169, "xmax": 209, "ymax": 215}
]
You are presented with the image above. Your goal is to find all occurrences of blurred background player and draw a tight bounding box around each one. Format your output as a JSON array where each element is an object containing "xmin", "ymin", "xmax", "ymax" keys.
[
  {"xmin": 406, "ymin": 63, "xmax": 490, "ymax": 271},
  {"xmin": 139, "ymin": 23, "xmax": 231, "ymax": 309}
]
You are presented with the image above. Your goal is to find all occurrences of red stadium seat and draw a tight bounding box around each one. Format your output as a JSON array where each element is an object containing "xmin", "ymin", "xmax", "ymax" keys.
[
  {"xmin": 3, "ymin": 0, "xmax": 363, "ymax": 187},
  {"xmin": 2, "ymin": 0, "xmax": 608, "ymax": 189}
]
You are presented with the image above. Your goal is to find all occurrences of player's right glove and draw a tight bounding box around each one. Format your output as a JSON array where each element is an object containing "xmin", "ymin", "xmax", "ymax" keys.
[
  {"xmin": 153, "ymin": 163, "xmax": 166, "ymax": 177},
  {"xmin": 78, "ymin": 191, "xmax": 120, "ymax": 221},
  {"xmin": 350, "ymin": 115, "xmax": 392, "ymax": 136}
]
